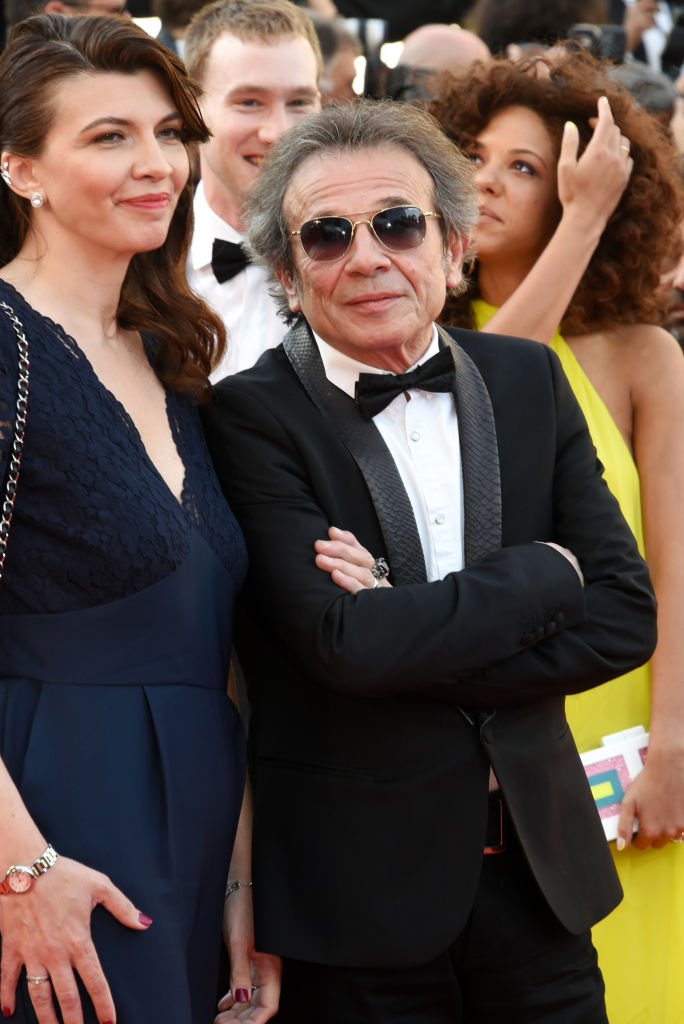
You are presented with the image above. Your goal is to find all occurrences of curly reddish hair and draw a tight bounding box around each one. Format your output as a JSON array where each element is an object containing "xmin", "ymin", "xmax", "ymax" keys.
[{"xmin": 432, "ymin": 50, "xmax": 684, "ymax": 334}]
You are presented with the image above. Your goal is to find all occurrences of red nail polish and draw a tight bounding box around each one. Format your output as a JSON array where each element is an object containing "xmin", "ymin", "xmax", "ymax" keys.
[
  {"xmin": 235, "ymin": 988, "xmax": 250, "ymax": 1003},
  {"xmin": 138, "ymin": 912, "xmax": 153, "ymax": 926},
  {"xmin": 3, "ymin": 1008, "xmax": 12, "ymax": 1018},
  {"xmin": 102, "ymin": 1020, "xmax": 114, "ymax": 1024}
]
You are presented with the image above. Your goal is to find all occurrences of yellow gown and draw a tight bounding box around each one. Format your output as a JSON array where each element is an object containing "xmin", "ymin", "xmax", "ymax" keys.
[{"xmin": 472, "ymin": 299, "xmax": 684, "ymax": 1023}]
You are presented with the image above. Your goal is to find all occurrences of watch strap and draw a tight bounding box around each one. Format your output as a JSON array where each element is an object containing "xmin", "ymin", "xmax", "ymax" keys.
[
  {"xmin": 0, "ymin": 843, "xmax": 59, "ymax": 895},
  {"xmin": 30, "ymin": 843, "xmax": 59, "ymax": 878}
]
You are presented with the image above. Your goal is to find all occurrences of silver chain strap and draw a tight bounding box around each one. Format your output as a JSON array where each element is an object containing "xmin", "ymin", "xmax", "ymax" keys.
[{"xmin": 0, "ymin": 300, "xmax": 30, "ymax": 585}]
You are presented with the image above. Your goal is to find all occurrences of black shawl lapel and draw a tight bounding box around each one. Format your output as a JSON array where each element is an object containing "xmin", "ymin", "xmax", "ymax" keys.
[
  {"xmin": 283, "ymin": 319, "xmax": 427, "ymax": 585},
  {"xmin": 282, "ymin": 319, "xmax": 502, "ymax": 583},
  {"xmin": 436, "ymin": 326, "xmax": 502, "ymax": 566}
]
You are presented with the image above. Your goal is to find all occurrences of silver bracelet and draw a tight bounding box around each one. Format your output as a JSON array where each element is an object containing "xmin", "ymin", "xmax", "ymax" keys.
[{"xmin": 225, "ymin": 879, "xmax": 253, "ymax": 900}]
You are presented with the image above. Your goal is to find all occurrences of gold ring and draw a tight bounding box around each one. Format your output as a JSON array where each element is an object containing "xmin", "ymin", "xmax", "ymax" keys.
[{"xmin": 26, "ymin": 974, "xmax": 50, "ymax": 985}]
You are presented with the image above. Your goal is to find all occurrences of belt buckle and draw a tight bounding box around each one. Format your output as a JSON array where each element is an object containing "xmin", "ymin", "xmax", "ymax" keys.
[{"xmin": 484, "ymin": 794, "xmax": 506, "ymax": 855}]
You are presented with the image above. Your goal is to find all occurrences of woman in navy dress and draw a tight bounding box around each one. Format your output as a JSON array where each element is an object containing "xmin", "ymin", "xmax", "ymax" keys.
[{"xmin": 0, "ymin": 15, "xmax": 264, "ymax": 1023}]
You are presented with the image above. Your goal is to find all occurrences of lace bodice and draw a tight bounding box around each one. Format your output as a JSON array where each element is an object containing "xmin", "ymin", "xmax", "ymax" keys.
[{"xmin": 0, "ymin": 279, "xmax": 246, "ymax": 613}]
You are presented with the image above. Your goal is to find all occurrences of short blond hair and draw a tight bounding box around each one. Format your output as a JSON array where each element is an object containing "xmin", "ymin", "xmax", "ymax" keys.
[{"xmin": 185, "ymin": 0, "xmax": 323, "ymax": 84}]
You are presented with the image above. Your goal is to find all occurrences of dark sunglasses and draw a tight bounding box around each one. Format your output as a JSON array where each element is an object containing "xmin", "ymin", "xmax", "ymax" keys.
[{"xmin": 289, "ymin": 205, "xmax": 442, "ymax": 263}]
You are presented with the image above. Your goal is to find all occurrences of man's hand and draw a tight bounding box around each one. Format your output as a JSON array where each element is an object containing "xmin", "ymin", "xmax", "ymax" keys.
[
  {"xmin": 315, "ymin": 526, "xmax": 393, "ymax": 594},
  {"xmin": 538, "ymin": 541, "xmax": 584, "ymax": 586}
]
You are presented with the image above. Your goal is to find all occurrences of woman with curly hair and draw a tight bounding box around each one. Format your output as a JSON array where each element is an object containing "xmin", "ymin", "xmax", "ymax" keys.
[{"xmin": 435, "ymin": 50, "xmax": 684, "ymax": 1022}]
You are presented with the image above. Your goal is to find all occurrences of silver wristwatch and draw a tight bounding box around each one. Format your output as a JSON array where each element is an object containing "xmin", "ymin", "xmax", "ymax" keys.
[{"xmin": 0, "ymin": 844, "xmax": 59, "ymax": 895}]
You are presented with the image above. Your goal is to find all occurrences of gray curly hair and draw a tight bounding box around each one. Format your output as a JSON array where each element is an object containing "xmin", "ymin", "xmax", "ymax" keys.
[{"xmin": 243, "ymin": 99, "xmax": 478, "ymax": 322}]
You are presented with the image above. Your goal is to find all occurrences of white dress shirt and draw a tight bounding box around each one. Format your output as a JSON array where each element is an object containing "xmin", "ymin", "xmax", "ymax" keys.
[
  {"xmin": 188, "ymin": 182, "xmax": 288, "ymax": 381},
  {"xmin": 314, "ymin": 327, "xmax": 465, "ymax": 581}
]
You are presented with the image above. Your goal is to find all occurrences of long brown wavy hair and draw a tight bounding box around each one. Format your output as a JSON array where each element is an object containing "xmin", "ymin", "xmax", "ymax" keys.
[
  {"xmin": 432, "ymin": 50, "xmax": 684, "ymax": 334},
  {"xmin": 0, "ymin": 14, "xmax": 226, "ymax": 399}
]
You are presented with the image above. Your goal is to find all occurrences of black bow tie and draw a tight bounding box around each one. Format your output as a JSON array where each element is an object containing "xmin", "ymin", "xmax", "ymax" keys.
[
  {"xmin": 355, "ymin": 347, "xmax": 456, "ymax": 419},
  {"xmin": 211, "ymin": 238, "xmax": 251, "ymax": 283}
]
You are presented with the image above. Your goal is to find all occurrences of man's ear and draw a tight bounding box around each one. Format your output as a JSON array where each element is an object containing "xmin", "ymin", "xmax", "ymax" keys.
[
  {"xmin": 444, "ymin": 232, "xmax": 468, "ymax": 290},
  {"xmin": 276, "ymin": 267, "xmax": 302, "ymax": 314}
]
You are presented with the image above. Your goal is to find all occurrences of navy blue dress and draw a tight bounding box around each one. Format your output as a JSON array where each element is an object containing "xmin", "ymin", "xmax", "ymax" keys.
[{"xmin": 0, "ymin": 280, "xmax": 247, "ymax": 1022}]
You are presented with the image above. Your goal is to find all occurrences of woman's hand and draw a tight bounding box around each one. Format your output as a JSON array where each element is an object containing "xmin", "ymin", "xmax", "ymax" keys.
[
  {"xmin": 314, "ymin": 526, "xmax": 392, "ymax": 595},
  {"xmin": 0, "ymin": 855, "xmax": 151, "ymax": 1023},
  {"xmin": 216, "ymin": 886, "xmax": 281, "ymax": 1023},
  {"xmin": 557, "ymin": 95, "xmax": 633, "ymax": 234},
  {"xmin": 617, "ymin": 747, "xmax": 684, "ymax": 850}
]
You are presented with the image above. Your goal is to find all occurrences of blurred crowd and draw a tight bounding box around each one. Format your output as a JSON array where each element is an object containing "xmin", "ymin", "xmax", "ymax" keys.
[{"xmin": 5, "ymin": 1, "xmax": 684, "ymax": 348}]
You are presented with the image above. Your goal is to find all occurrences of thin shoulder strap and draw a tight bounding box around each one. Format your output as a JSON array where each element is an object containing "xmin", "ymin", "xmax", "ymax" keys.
[{"xmin": 0, "ymin": 301, "xmax": 29, "ymax": 585}]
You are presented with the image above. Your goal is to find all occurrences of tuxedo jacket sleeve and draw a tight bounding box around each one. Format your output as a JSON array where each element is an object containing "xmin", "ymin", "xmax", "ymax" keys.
[{"xmin": 204, "ymin": 333, "xmax": 655, "ymax": 708}]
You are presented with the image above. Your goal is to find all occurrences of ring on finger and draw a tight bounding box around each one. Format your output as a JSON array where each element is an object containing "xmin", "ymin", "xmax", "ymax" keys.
[
  {"xmin": 26, "ymin": 974, "xmax": 50, "ymax": 985},
  {"xmin": 370, "ymin": 557, "xmax": 390, "ymax": 582}
]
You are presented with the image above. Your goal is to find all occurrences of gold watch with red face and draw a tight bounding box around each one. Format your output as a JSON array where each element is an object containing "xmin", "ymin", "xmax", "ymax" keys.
[{"xmin": 0, "ymin": 844, "xmax": 58, "ymax": 895}]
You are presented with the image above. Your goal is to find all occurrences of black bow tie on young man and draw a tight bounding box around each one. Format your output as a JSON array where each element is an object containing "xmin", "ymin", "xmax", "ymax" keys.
[
  {"xmin": 355, "ymin": 346, "xmax": 456, "ymax": 420},
  {"xmin": 211, "ymin": 239, "xmax": 251, "ymax": 283}
]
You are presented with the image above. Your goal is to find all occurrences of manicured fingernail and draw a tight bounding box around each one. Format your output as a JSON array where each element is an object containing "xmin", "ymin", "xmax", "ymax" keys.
[
  {"xmin": 616, "ymin": 836, "xmax": 626, "ymax": 851},
  {"xmin": 138, "ymin": 912, "xmax": 153, "ymax": 926},
  {"xmin": 235, "ymin": 988, "xmax": 250, "ymax": 1003},
  {"xmin": 102, "ymin": 1020, "xmax": 114, "ymax": 1024},
  {"xmin": 564, "ymin": 120, "xmax": 578, "ymax": 133},
  {"xmin": 3, "ymin": 1008, "xmax": 12, "ymax": 1018}
]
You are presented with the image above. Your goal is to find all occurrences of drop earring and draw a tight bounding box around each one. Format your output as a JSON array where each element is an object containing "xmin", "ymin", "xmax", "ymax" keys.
[
  {"xmin": 30, "ymin": 192, "xmax": 44, "ymax": 209},
  {"xmin": 0, "ymin": 162, "xmax": 11, "ymax": 187}
]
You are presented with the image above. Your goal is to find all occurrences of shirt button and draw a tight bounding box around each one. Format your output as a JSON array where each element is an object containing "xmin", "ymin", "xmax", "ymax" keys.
[
  {"xmin": 410, "ymin": 430, "xmax": 421, "ymax": 442},
  {"xmin": 434, "ymin": 513, "xmax": 446, "ymax": 525}
]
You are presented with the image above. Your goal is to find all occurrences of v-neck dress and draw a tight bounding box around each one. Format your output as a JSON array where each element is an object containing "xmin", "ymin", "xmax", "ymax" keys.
[
  {"xmin": 0, "ymin": 280, "xmax": 247, "ymax": 1023},
  {"xmin": 473, "ymin": 298, "xmax": 684, "ymax": 1024}
]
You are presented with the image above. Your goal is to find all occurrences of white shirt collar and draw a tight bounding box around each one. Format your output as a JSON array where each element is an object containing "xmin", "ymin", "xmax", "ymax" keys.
[
  {"xmin": 190, "ymin": 181, "xmax": 244, "ymax": 272},
  {"xmin": 313, "ymin": 325, "xmax": 440, "ymax": 400}
]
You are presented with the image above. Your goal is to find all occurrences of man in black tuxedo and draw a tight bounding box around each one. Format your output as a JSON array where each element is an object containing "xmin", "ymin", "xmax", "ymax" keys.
[{"xmin": 204, "ymin": 101, "xmax": 657, "ymax": 1024}]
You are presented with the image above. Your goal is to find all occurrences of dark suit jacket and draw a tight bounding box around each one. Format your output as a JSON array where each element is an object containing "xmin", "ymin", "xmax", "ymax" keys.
[{"xmin": 203, "ymin": 322, "xmax": 656, "ymax": 970}]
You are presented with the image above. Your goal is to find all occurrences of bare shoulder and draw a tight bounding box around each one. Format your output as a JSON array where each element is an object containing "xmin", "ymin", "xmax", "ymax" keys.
[
  {"xmin": 612, "ymin": 324, "xmax": 684, "ymax": 397},
  {"xmin": 564, "ymin": 325, "xmax": 683, "ymax": 449}
]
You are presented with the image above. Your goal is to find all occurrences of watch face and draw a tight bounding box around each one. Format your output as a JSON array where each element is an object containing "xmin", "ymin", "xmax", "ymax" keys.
[{"xmin": 8, "ymin": 870, "xmax": 33, "ymax": 894}]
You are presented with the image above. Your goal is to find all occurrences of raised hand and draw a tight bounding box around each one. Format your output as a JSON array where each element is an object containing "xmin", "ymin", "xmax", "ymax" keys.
[{"xmin": 557, "ymin": 95, "xmax": 633, "ymax": 234}]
